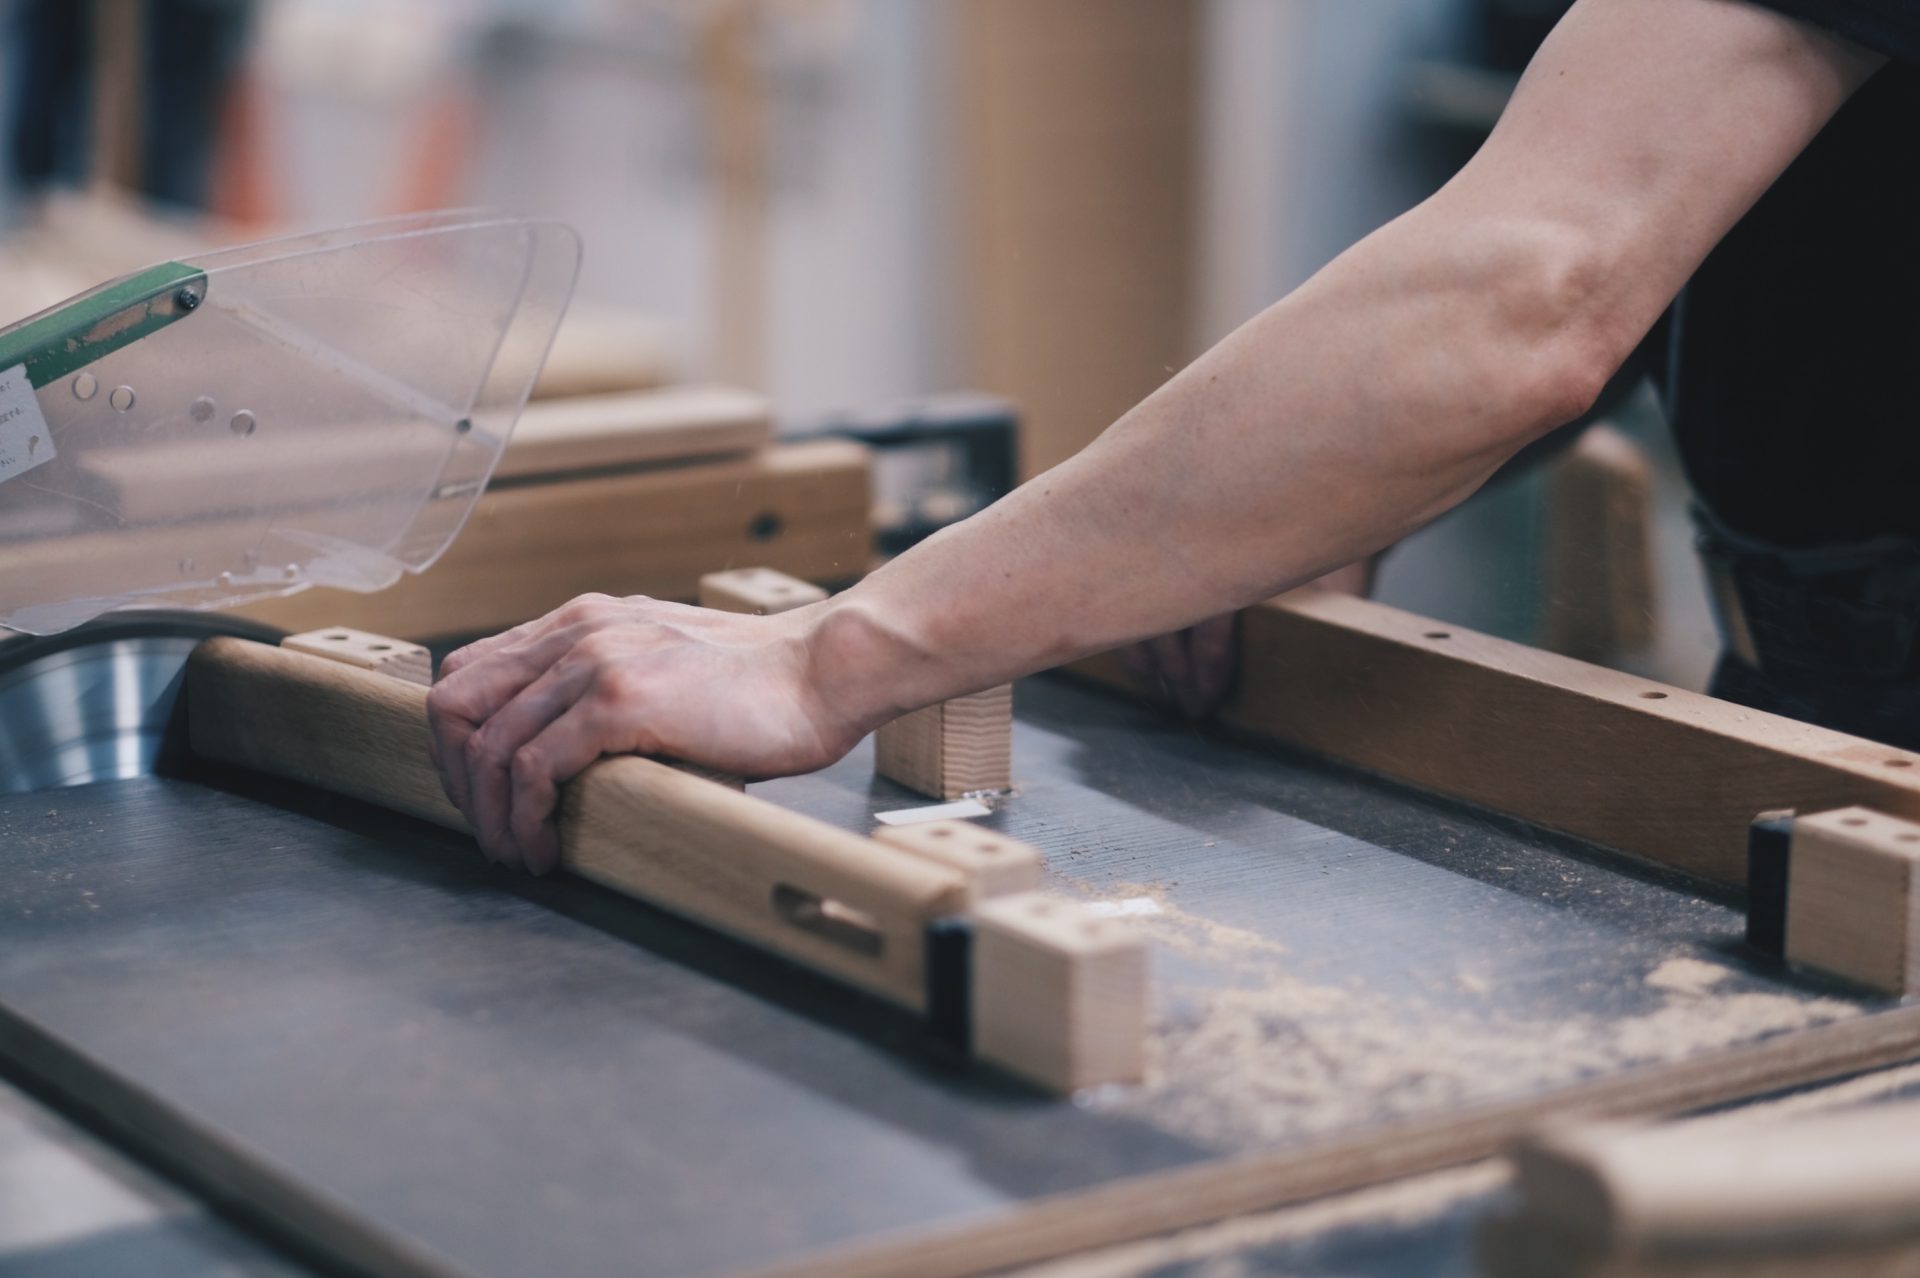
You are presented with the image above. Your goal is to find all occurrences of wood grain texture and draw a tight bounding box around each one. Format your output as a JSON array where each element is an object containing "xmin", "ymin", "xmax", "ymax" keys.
[
  {"xmin": 875, "ymin": 686, "xmax": 1014, "ymax": 801},
  {"xmin": 234, "ymin": 439, "xmax": 869, "ymax": 639},
  {"xmin": 1486, "ymin": 1102, "xmax": 1920, "ymax": 1274},
  {"xmin": 1787, "ymin": 807, "xmax": 1920, "ymax": 995},
  {"xmin": 969, "ymin": 893, "xmax": 1147, "ymax": 1093},
  {"xmin": 185, "ymin": 638, "xmax": 965, "ymax": 1010},
  {"xmin": 873, "ymin": 820, "xmax": 1043, "ymax": 904},
  {"xmin": 282, "ymin": 627, "xmax": 432, "ymax": 687},
  {"xmin": 495, "ymin": 386, "xmax": 771, "ymax": 481},
  {"xmin": 1540, "ymin": 423, "xmax": 1656, "ymax": 665},
  {"xmin": 1073, "ymin": 589, "xmax": 1920, "ymax": 886},
  {"xmin": 754, "ymin": 1004, "xmax": 1920, "ymax": 1278},
  {"xmin": 699, "ymin": 566, "xmax": 829, "ymax": 616},
  {"xmin": 955, "ymin": 0, "xmax": 1200, "ymax": 480}
]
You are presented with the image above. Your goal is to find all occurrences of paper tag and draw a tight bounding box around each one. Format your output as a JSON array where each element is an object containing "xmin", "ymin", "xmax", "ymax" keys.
[{"xmin": 0, "ymin": 364, "xmax": 53, "ymax": 484}]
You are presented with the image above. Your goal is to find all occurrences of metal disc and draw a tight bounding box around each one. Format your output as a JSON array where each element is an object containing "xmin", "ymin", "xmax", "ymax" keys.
[{"xmin": 0, "ymin": 612, "xmax": 282, "ymax": 794}]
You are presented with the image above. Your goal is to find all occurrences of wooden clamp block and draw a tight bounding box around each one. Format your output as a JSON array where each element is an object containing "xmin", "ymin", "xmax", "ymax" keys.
[
  {"xmin": 874, "ymin": 820, "xmax": 1043, "ymax": 904},
  {"xmin": 969, "ymin": 891, "xmax": 1147, "ymax": 1093},
  {"xmin": 281, "ymin": 627, "xmax": 432, "ymax": 686},
  {"xmin": 698, "ymin": 566, "xmax": 827, "ymax": 616},
  {"xmin": 1783, "ymin": 806, "xmax": 1920, "ymax": 994},
  {"xmin": 875, "ymin": 685, "xmax": 1012, "ymax": 801}
]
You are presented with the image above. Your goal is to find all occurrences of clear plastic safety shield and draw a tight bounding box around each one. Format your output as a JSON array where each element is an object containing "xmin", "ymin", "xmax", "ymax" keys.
[{"xmin": 0, "ymin": 212, "xmax": 581, "ymax": 634}]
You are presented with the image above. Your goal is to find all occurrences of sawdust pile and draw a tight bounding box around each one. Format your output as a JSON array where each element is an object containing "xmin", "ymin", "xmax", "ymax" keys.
[{"xmin": 1075, "ymin": 887, "xmax": 1860, "ymax": 1152}]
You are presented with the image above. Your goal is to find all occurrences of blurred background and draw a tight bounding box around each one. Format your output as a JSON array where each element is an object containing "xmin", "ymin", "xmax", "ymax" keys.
[{"xmin": 0, "ymin": 0, "xmax": 1715, "ymax": 686}]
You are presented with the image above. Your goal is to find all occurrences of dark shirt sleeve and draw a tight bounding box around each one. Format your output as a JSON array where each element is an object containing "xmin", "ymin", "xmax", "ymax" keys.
[{"xmin": 1739, "ymin": 0, "xmax": 1920, "ymax": 64}]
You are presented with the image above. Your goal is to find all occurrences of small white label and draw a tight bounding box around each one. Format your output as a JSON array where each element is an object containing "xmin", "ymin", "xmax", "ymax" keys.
[
  {"xmin": 873, "ymin": 798, "xmax": 993, "ymax": 826},
  {"xmin": 0, "ymin": 364, "xmax": 53, "ymax": 483}
]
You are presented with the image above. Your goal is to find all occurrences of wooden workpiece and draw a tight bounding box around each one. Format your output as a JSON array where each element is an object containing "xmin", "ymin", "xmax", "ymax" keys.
[
  {"xmin": 1540, "ymin": 423, "xmax": 1656, "ymax": 665},
  {"xmin": 969, "ymin": 892, "xmax": 1147, "ymax": 1093},
  {"xmin": 280, "ymin": 627, "xmax": 432, "ymax": 687},
  {"xmin": 495, "ymin": 385, "xmax": 772, "ymax": 480},
  {"xmin": 875, "ymin": 685, "xmax": 1014, "ymax": 801},
  {"xmin": 187, "ymin": 637, "xmax": 965, "ymax": 1010},
  {"xmin": 1074, "ymin": 589, "xmax": 1920, "ymax": 886},
  {"xmin": 873, "ymin": 820, "xmax": 1044, "ymax": 904},
  {"xmin": 1483, "ymin": 1103, "xmax": 1920, "ymax": 1276},
  {"xmin": 699, "ymin": 565, "xmax": 828, "ymax": 616},
  {"xmin": 231, "ymin": 438, "xmax": 868, "ymax": 639},
  {"xmin": 1782, "ymin": 806, "xmax": 1920, "ymax": 994},
  {"xmin": 184, "ymin": 636, "xmax": 1144, "ymax": 1089}
]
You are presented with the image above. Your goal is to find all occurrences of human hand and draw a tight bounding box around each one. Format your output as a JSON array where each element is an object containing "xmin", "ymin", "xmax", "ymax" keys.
[{"xmin": 426, "ymin": 593, "xmax": 864, "ymax": 875}]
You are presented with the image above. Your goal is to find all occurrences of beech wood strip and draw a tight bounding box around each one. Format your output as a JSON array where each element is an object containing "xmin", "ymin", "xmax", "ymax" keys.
[
  {"xmin": 1073, "ymin": 590, "xmax": 1920, "ymax": 886},
  {"xmin": 185, "ymin": 638, "xmax": 965, "ymax": 1010},
  {"xmin": 494, "ymin": 386, "xmax": 772, "ymax": 481},
  {"xmin": 233, "ymin": 439, "xmax": 869, "ymax": 639},
  {"xmin": 751, "ymin": 1004, "xmax": 1920, "ymax": 1278}
]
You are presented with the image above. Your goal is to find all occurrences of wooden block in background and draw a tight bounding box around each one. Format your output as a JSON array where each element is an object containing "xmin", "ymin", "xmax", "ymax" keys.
[
  {"xmin": 1785, "ymin": 806, "xmax": 1920, "ymax": 994},
  {"xmin": 875, "ymin": 685, "xmax": 1012, "ymax": 801},
  {"xmin": 282, "ymin": 627, "xmax": 432, "ymax": 686},
  {"xmin": 233, "ymin": 439, "xmax": 868, "ymax": 640},
  {"xmin": 970, "ymin": 891, "xmax": 1147, "ymax": 1093},
  {"xmin": 1540, "ymin": 423, "xmax": 1656, "ymax": 665},
  {"xmin": 698, "ymin": 566, "xmax": 828, "ymax": 616},
  {"xmin": 496, "ymin": 386, "xmax": 771, "ymax": 481},
  {"xmin": 874, "ymin": 820, "xmax": 1043, "ymax": 904}
]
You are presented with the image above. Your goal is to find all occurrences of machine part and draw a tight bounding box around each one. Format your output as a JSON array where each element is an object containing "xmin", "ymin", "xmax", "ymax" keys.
[
  {"xmin": 804, "ymin": 393, "xmax": 1018, "ymax": 557},
  {"xmin": 0, "ymin": 211, "xmax": 582, "ymax": 635},
  {"xmin": 0, "ymin": 611, "xmax": 280, "ymax": 794}
]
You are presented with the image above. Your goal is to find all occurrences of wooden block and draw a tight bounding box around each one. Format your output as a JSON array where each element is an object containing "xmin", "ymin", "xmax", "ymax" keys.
[
  {"xmin": 496, "ymin": 386, "xmax": 771, "ymax": 481},
  {"xmin": 185, "ymin": 637, "xmax": 966, "ymax": 1010},
  {"xmin": 698, "ymin": 566, "xmax": 828, "ymax": 616},
  {"xmin": 281, "ymin": 628, "xmax": 432, "ymax": 686},
  {"xmin": 230, "ymin": 439, "xmax": 869, "ymax": 639},
  {"xmin": 1541, "ymin": 423, "xmax": 1657, "ymax": 665},
  {"xmin": 874, "ymin": 820, "xmax": 1043, "ymax": 903},
  {"xmin": 1485, "ymin": 1102, "xmax": 1920, "ymax": 1275},
  {"xmin": 969, "ymin": 891, "xmax": 1147, "ymax": 1093},
  {"xmin": 875, "ymin": 685, "xmax": 1013, "ymax": 801},
  {"xmin": 1068, "ymin": 590, "xmax": 1920, "ymax": 886},
  {"xmin": 1785, "ymin": 806, "xmax": 1920, "ymax": 994}
]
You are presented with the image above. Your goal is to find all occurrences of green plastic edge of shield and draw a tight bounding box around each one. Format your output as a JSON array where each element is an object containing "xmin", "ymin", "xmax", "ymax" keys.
[{"xmin": 0, "ymin": 261, "xmax": 206, "ymax": 390}]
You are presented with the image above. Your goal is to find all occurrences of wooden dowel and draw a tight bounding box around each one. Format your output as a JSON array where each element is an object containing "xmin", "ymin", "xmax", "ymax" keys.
[{"xmin": 186, "ymin": 638, "xmax": 966, "ymax": 1010}]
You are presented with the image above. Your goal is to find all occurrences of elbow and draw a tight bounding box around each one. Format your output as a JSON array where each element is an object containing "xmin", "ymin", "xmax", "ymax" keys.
[{"xmin": 1472, "ymin": 218, "xmax": 1633, "ymax": 445}]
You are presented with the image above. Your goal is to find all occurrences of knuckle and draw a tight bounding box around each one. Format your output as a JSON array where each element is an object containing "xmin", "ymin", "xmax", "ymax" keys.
[
  {"xmin": 463, "ymin": 728, "xmax": 507, "ymax": 771},
  {"xmin": 509, "ymin": 746, "xmax": 547, "ymax": 787}
]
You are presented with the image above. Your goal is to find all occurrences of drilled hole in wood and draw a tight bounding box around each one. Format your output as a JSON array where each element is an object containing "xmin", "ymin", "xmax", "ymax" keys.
[
  {"xmin": 1844, "ymin": 818, "xmax": 1869, "ymax": 827},
  {"xmin": 1641, "ymin": 691, "xmax": 1668, "ymax": 700},
  {"xmin": 929, "ymin": 828, "xmax": 952, "ymax": 838},
  {"xmin": 1890, "ymin": 759, "xmax": 1914, "ymax": 769},
  {"xmin": 369, "ymin": 644, "xmax": 392, "ymax": 652},
  {"xmin": 325, "ymin": 633, "xmax": 349, "ymax": 641},
  {"xmin": 976, "ymin": 844, "xmax": 1000, "ymax": 855},
  {"xmin": 1901, "ymin": 834, "xmax": 1920, "ymax": 844},
  {"xmin": 1425, "ymin": 631, "xmax": 1451, "ymax": 640},
  {"xmin": 748, "ymin": 512, "xmax": 784, "ymax": 541},
  {"xmin": 771, "ymin": 885, "xmax": 882, "ymax": 957}
]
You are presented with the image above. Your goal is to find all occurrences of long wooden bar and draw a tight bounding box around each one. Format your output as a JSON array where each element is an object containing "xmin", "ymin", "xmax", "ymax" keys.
[
  {"xmin": 1079, "ymin": 589, "xmax": 1920, "ymax": 886},
  {"xmin": 186, "ymin": 637, "xmax": 964, "ymax": 1010}
]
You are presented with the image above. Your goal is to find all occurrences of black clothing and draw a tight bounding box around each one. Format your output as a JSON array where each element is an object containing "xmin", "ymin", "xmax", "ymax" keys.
[
  {"xmin": 1742, "ymin": 0, "xmax": 1920, "ymax": 65},
  {"xmin": 1666, "ymin": 63, "xmax": 1920, "ymax": 548}
]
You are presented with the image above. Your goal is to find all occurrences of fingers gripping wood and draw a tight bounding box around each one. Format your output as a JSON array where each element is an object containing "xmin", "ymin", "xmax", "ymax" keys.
[{"xmin": 185, "ymin": 637, "xmax": 966, "ymax": 1010}]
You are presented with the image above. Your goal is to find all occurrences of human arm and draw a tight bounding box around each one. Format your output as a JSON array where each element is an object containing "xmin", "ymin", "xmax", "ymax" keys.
[{"xmin": 428, "ymin": 0, "xmax": 1883, "ymax": 871}]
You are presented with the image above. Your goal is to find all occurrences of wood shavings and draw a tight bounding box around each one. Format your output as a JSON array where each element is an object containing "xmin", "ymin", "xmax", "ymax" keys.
[{"xmin": 1072, "ymin": 887, "xmax": 1861, "ymax": 1152}]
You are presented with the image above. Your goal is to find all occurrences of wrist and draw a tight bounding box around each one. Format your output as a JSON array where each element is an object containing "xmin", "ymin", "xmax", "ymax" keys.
[{"xmin": 797, "ymin": 590, "xmax": 949, "ymax": 736}]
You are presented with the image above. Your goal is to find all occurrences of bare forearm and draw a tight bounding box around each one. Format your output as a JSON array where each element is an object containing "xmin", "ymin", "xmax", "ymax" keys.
[{"xmin": 806, "ymin": 0, "xmax": 1879, "ymax": 727}]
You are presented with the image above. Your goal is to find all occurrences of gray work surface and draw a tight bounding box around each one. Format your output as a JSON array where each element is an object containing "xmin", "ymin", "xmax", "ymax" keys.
[{"xmin": 0, "ymin": 677, "xmax": 1884, "ymax": 1278}]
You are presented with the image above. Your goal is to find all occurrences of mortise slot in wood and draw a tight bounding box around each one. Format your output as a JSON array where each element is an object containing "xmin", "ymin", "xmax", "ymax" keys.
[{"xmin": 772, "ymin": 885, "xmax": 884, "ymax": 957}]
